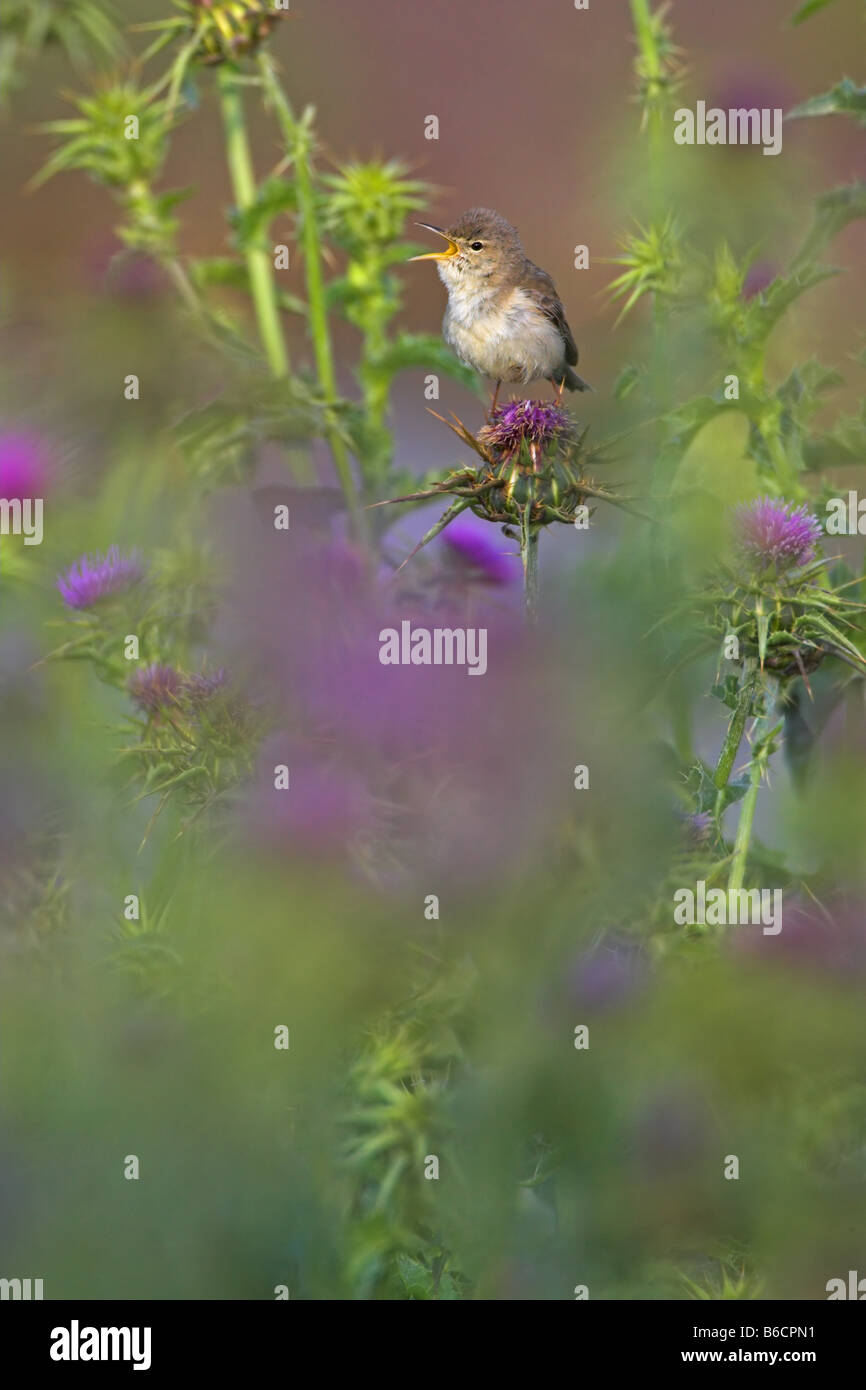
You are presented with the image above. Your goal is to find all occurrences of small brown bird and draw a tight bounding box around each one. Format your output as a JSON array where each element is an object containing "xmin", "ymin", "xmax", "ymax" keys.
[{"xmin": 410, "ymin": 207, "xmax": 592, "ymax": 403}]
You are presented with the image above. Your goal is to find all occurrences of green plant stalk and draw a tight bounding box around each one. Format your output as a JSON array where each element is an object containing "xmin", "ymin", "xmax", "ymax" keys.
[
  {"xmin": 727, "ymin": 756, "xmax": 761, "ymax": 895},
  {"xmin": 257, "ymin": 58, "xmax": 364, "ymax": 529},
  {"xmin": 713, "ymin": 664, "xmax": 757, "ymax": 792},
  {"xmin": 217, "ymin": 66, "xmax": 289, "ymax": 379},
  {"xmin": 727, "ymin": 678, "xmax": 779, "ymax": 894},
  {"xmin": 522, "ymin": 518, "xmax": 540, "ymax": 621},
  {"xmin": 360, "ymin": 300, "xmax": 389, "ymax": 433},
  {"xmin": 628, "ymin": 0, "xmax": 674, "ymax": 519},
  {"xmin": 629, "ymin": 0, "xmax": 666, "ymax": 175},
  {"xmin": 761, "ymin": 417, "xmax": 801, "ymax": 499},
  {"xmin": 357, "ymin": 279, "xmax": 394, "ymax": 487}
]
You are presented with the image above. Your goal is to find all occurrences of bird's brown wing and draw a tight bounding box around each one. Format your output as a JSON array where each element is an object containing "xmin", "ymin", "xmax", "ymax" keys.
[{"xmin": 523, "ymin": 262, "xmax": 579, "ymax": 366}]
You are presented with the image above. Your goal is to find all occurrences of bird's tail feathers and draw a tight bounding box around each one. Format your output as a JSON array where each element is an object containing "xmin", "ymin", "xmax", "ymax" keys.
[{"xmin": 562, "ymin": 365, "xmax": 594, "ymax": 393}]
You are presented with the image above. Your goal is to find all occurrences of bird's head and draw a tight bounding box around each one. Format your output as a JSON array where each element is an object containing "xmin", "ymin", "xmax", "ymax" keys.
[{"xmin": 409, "ymin": 208, "xmax": 524, "ymax": 291}]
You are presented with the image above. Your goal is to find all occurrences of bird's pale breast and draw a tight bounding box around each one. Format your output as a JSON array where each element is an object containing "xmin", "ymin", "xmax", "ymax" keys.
[{"xmin": 443, "ymin": 284, "xmax": 565, "ymax": 384}]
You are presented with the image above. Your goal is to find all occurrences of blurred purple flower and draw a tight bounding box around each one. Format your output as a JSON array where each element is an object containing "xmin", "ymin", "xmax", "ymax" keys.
[
  {"xmin": 734, "ymin": 497, "xmax": 822, "ymax": 572},
  {"xmin": 85, "ymin": 239, "xmax": 168, "ymax": 299},
  {"xmin": 566, "ymin": 940, "xmax": 649, "ymax": 1015},
  {"xmin": 57, "ymin": 546, "xmax": 144, "ymax": 609},
  {"xmin": 633, "ymin": 1085, "xmax": 711, "ymax": 1171},
  {"xmin": 711, "ymin": 75, "xmax": 792, "ymax": 132},
  {"xmin": 732, "ymin": 898, "xmax": 866, "ymax": 981},
  {"xmin": 128, "ymin": 664, "xmax": 184, "ymax": 714},
  {"xmin": 440, "ymin": 516, "xmax": 517, "ymax": 586},
  {"xmin": 0, "ymin": 432, "xmax": 50, "ymax": 500},
  {"xmin": 215, "ymin": 505, "xmax": 577, "ymax": 892},
  {"xmin": 684, "ymin": 811, "xmax": 713, "ymax": 847},
  {"xmin": 477, "ymin": 399, "xmax": 572, "ymax": 461},
  {"xmin": 247, "ymin": 739, "xmax": 374, "ymax": 859}
]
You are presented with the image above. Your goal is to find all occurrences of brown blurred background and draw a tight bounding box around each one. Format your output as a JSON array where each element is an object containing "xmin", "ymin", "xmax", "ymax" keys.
[{"xmin": 2, "ymin": 0, "xmax": 863, "ymax": 467}]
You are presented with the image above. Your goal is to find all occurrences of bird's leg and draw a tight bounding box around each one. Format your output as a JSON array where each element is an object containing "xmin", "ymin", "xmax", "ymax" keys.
[
  {"xmin": 489, "ymin": 380, "xmax": 502, "ymax": 418},
  {"xmin": 554, "ymin": 376, "xmax": 566, "ymax": 406}
]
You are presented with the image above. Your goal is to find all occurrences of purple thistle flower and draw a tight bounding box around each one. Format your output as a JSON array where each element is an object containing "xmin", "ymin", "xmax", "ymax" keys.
[
  {"xmin": 0, "ymin": 432, "xmax": 50, "ymax": 500},
  {"xmin": 477, "ymin": 399, "xmax": 572, "ymax": 461},
  {"xmin": 183, "ymin": 669, "xmax": 228, "ymax": 703},
  {"xmin": 57, "ymin": 546, "xmax": 144, "ymax": 609},
  {"xmin": 684, "ymin": 811, "xmax": 713, "ymax": 847},
  {"xmin": 127, "ymin": 664, "xmax": 184, "ymax": 714},
  {"xmin": 735, "ymin": 497, "xmax": 823, "ymax": 572}
]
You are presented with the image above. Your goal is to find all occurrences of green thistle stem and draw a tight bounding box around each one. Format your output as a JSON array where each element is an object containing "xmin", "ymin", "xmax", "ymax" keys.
[
  {"xmin": 360, "ymin": 305, "xmax": 390, "ymax": 449},
  {"xmin": 713, "ymin": 664, "xmax": 757, "ymax": 793},
  {"xmin": 727, "ymin": 761, "xmax": 760, "ymax": 896},
  {"xmin": 217, "ymin": 66, "xmax": 289, "ymax": 379},
  {"xmin": 727, "ymin": 676, "xmax": 780, "ymax": 895},
  {"xmin": 258, "ymin": 57, "xmax": 364, "ymax": 532},
  {"xmin": 629, "ymin": 0, "xmax": 666, "ymax": 172},
  {"xmin": 522, "ymin": 518, "xmax": 540, "ymax": 621},
  {"xmin": 351, "ymin": 275, "xmax": 394, "ymax": 489},
  {"xmin": 628, "ymin": 0, "xmax": 674, "ymax": 517}
]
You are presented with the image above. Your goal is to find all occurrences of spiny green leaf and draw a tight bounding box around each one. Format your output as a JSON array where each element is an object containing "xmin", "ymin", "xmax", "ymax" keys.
[{"xmin": 788, "ymin": 78, "xmax": 866, "ymax": 126}]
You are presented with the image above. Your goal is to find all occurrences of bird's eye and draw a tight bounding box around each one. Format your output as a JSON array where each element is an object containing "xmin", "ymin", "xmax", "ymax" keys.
[{"xmin": 470, "ymin": 241, "xmax": 484, "ymax": 251}]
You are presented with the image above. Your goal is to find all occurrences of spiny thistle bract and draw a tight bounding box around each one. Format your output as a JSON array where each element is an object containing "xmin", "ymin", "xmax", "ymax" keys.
[
  {"xmin": 36, "ymin": 81, "xmax": 171, "ymax": 193},
  {"xmin": 700, "ymin": 498, "xmax": 865, "ymax": 679},
  {"xmin": 34, "ymin": 79, "xmax": 185, "ymax": 258},
  {"xmin": 127, "ymin": 663, "xmax": 229, "ymax": 715},
  {"xmin": 374, "ymin": 399, "xmax": 626, "ymax": 567},
  {"xmin": 322, "ymin": 160, "xmax": 428, "ymax": 253},
  {"xmin": 121, "ymin": 666, "xmax": 258, "ymax": 844}
]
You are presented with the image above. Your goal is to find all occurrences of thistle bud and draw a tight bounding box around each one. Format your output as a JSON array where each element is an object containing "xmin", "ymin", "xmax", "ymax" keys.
[
  {"xmin": 176, "ymin": 1, "xmax": 286, "ymax": 65},
  {"xmin": 698, "ymin": 497, "xmax": 865, "ymax": 678}
]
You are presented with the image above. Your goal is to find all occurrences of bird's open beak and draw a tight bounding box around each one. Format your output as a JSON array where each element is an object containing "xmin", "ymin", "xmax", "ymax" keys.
[{"xmin": 408, "ymin": 223, "xmax": 459, "ymax": 261}]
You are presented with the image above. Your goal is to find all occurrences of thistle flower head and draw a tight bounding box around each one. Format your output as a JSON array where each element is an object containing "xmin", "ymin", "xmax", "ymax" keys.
[
  {"xmin": 374, "ymin": 399, "xmax": 628, "ymax": 573},
  {"xmin": 184, "ymin": 668, "xmax": 228, "ymax": 703},
  {"xmin": 322, "ymin": 160, "xmax": 427, "ymax": 251},
  {"xmin": 57, "ymin": 546, "xmax": 144, "ymax": 609},
  {"xmin": 693, "ymin": 498, "xmax": 864, "ymax": 679},
  {"xmin": 127, "ymin": 664, "xmax": 184, "ymax": 713},
  {"xmin": 684, "ymin": 811, "xmax": 714, "ymax": 847},
  {"xmin": 477, "ymin": 399, "xmax": 572, "ymax": 464},
  {"xmin": 735, "ymin": 497, "xmax": 823, "ymax": 573},
  {"xmin": 170, "ymin": 1, "xmax": 285, "ymax": 64}
]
